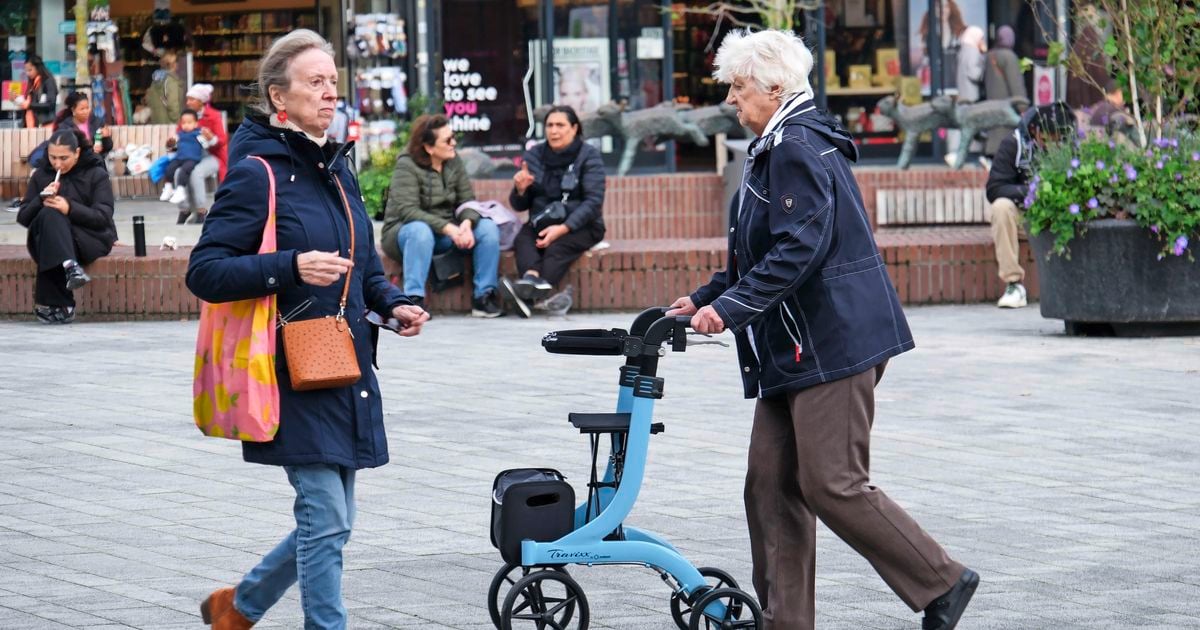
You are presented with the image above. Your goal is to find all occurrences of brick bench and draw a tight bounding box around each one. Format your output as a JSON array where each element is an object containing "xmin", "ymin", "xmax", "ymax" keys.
[{"xmin": 0, "ymin": 228, "xmax": 1037, "ymax": 320}]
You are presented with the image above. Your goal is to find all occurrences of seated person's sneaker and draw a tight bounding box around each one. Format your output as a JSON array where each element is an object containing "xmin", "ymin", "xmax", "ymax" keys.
[
  {"xmin": 996, "ymin": 282, "xmax": 1027, "ymax": 309},
  {"xmin": 498, "ymin": 277, "xmax": 531, "ymax": 319},
  {"xmin": 471, "ymin": 288, "xmax": 504, "ymax": 318},
  {"xmin": 159, "ymin": 183, "xmax": 175, "ymax": 202},
  {"xmin": 35, "ymin": 305, "xmax": 75, "ymax": 325},
  {"xmin": 64, "ymin": 260, "xmax": 91, "ymax": 290},
  {"xmin": 534, "ymin": 288, "xmax": 573, "ymax": 316},
  {"xmin": 922, "ymin": 568, "xmax": 979, "ymax": 630},
  {"xmin": 514, "ymin": 273, "xmax": 552, "ymax": 301},
  {"xmin": 169, "ymin": 185, "xmax": 189, "ymax": 205}
]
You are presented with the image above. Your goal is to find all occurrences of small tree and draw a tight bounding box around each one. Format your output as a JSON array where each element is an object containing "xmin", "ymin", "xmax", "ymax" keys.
[
  {"xmin": 1043, "ymin": 0, "xmax": 1200, "ymax": 148},
  {"xmin": 674, "ymin": 0, "xmax": 819, "ymax": 33}
]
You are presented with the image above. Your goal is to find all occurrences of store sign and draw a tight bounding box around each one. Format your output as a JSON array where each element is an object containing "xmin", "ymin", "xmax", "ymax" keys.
[
  {"xmin": 443, "ymin": 57, "xmax": 499, "ymax": 132},
  {"xmin": 1033, "ymin": 66, "xmax": 1057, "ymax": 106}
]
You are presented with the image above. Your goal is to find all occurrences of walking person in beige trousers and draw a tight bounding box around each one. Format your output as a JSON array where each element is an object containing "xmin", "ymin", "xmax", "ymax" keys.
[{"xmin": 667, "ymin": 29, "xmax": 978, "ymax": 630}]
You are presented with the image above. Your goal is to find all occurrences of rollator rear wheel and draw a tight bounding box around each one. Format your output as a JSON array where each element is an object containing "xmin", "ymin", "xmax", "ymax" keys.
[
  {"xmin": 688, "ymin": 587, "xmax": 761, "ymax": 630},
  {"xmin": 488, "ymin": 562, "xmax": 570, "ymax": 629},
  {"xmin": 670, "ymin": 567, "xmax": 740, "ymax": 630},
  {"xmin": 500, "ymin": 569, "xmax": 589, "ymax": 630}
]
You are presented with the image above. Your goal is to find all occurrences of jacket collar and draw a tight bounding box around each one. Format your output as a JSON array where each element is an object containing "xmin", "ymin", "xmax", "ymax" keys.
[{"xmin": 749, "ymin": 96, "xmax": 817, "ymax": 158}]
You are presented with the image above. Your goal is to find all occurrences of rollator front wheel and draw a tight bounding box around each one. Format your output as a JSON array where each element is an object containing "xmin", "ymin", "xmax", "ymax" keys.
[
  {"xmin": 500, "ymin": 569, "xmax": 589, "ymax": 630},
  {"xmin": 688, "ymin": 587, "xmax": 761, "ymax": 630},
  {"xmin": 670, "ymin": 567, "xmax": 740, "ymax": 630},
  {"xmin": 488, "ymin": 562, "xmax": 570, "ymax": 629}
]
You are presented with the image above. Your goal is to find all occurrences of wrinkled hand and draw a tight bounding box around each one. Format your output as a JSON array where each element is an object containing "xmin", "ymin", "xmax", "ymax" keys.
[
  {"xmin": 513, "ymin": 163, "xmax": 535, "ymax": 195},
  {"xmin": 43, "ymin": 195, "xmax": 70, "ymax": 214},
  {"xmin": 536, "ymin": 224, "xmax": 569, "ymax": 248},
  {"xmin": 453, "ymin": 220, "xmax": 475, "ymax": 249},
  {"xmin": 691, "ymin": 305, "xmax": 725, "ymax": 334},
  {"xmin": 665, "ymin": 296, "xmax": 698, "ymax": 317},
  {"xmin": 297, "ymin": 250, "xmax": 353, "ymax": 286},
  {"xmin": 391, "ymin": 304, "xmax": 429, "ymax": 337}
]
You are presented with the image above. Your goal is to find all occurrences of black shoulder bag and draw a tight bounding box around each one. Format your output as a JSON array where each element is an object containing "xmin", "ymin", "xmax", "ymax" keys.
[{"xmin": 531, "ymin": 153, "xmax": 584, "ymax": 231}]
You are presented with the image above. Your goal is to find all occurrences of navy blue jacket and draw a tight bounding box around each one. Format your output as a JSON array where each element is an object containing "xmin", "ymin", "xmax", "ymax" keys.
[
  {"xmin": 691, "ymin": 101, "xmax": 914, "ymax": 398},
  {"xmin": 187, "ymin": 114, "xmax": 410, "ymax": 469}
]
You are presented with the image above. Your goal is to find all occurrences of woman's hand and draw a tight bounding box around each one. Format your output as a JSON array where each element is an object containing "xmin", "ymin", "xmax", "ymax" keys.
[
  {"xmin": 513, "ymin": 163, "xmax": 535, "ymax": 195},
  {"xmin": 296, "ymin": 251, "xmax": 353, "ymax": 286},
  {"xmin": 99, "ymin": 126, "xmax": 111, "ymax": 138},
  {"xmin": 391, "ymin": 304, "xmax": 429, "ymax": 337},
  {"xmin": 665, "ymin": 296, "xmax": 698, "ymax": 317},
  {"xmin": 200, "ymin": 127, "xmax": 215, "ymax": 141},
  {"xmin": 41, "ymin": 181, "xmax": 60, "ymax": 197},
  {"xmin": 535, "ymin": 224, "xmax": 569, "ymax": 248},
  {"xmin": 691, "ymin": 305, "xmax": 726, "ymax": 334},
  {"xmin": 43, "ymin": 195, "xmax": 70, "ymax": 215},
  {"xmin": 453, "ymin": 220, "xmax": 475, "ymax": 249}
]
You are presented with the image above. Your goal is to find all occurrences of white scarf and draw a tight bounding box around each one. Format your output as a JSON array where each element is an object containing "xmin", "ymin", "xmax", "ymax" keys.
[{"xmin": 270, "ymin": 112, "xmax": 327, "ymax": 147}]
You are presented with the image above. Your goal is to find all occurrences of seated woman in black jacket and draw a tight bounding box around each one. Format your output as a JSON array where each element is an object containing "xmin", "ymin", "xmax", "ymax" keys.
[
  {"xmin": 503, "ymin": 105, "xmax": 606, "ymax": 317},
  {"xmin": 54, "ymin": 92, "xmax": 114, "ymax": 157},
  {"xmin": 17, "ymin": 129, "xmax": 117, "ymax": 324}
]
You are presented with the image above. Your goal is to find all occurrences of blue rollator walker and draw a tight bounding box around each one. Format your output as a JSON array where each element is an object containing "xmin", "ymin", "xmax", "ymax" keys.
[{"xmin": 488, "ymin": 308, "xmax": 762, "ymax": 630}]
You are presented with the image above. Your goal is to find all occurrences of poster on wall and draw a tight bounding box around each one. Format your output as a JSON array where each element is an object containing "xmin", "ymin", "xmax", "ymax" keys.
[
  {"xmin": 530, "ymin": 38, "xmax": 611, "ymax": 119},
  {"xmin": 1033, "ymin": 65, "xmax": 1057, "ymax": 106},
  {"xmin": 908, "ymin": 0, "xmax": 987, "ymax": 95}
]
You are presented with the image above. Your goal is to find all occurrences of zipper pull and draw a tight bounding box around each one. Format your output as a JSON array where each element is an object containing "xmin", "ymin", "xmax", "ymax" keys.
[{"xmin": 794, "ymin": 343, "xmax": 802, "ymax": 363}]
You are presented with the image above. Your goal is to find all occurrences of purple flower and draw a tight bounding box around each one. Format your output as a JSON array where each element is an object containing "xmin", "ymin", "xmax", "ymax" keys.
[
  {"xmin": 1156, "ymin": 160, "xmax": 1165, "ymax": 170},
  {"xmin": 1067, "ymin": 169, "xmax": 1075, "ymax": 179},
  {"xmin": 1192, "ymin": 151, "xmax": 1199, "ymax": 161},
  {"xmin": 1146, "ymin": 150, "xmax": 1155, "ymax": 158},
  {"xmin": 1155, "ymin": 137, "xmax": 1170, "ymax": 149},
  {"xmin": 1125, "ymin": 165, "xmax": 1138, "ymax": 181},
  {"xmin": 1109, "ymin": 140, "xmax": 1117, "ymax": 149},
  {"xmin": 1071, "ymin": 158, "xmax": 1081, "ymax": 168},
  {"xmin": 1151, "ymin": 225, "xmax": 1160, "ymax": 234},
  {"xmin": 1087, "ymin": 197, "xmax": 1099, "ymax": 209},
  {"xmin": 1069, "ymin": 203, "xmax": 1081, "ymax": 215},
  {"xmin": 1177, "ymin": 173, "xmax": 1185, "ymax": 182},
  {"xmin": 1169, "ymin": 138, "xmax": 1179, "ymax": 149},
  {"xmin": 1096, "ymin": 160, "xmax": 1106, "ymax": 170},
  {"xmin": 1174, "ymin": 235, "xmax": 1189, "ymax": 256},
  {"xmin": 1110, "ymin": 174, "xmax": 1119, "ymax": 184}
]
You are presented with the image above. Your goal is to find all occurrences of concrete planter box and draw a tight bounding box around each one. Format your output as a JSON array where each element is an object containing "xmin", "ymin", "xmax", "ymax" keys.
[{"xmin": 1029, "ymin": 218, "xmax": 1200, "ymax": 335}]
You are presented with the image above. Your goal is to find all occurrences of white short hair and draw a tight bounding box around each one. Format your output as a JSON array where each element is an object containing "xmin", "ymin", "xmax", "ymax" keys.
[{"xmin": 712, "ymin": 29, "xmax": 815, "ymax": 101}]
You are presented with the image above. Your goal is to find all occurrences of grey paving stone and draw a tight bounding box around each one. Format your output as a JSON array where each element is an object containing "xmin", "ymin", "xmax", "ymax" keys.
[{"xmin": 0, "ymin": 305, "xmax": 1198, "ymax": 628}]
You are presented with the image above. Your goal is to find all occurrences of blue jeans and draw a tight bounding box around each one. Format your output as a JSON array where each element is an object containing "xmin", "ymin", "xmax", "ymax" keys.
[
  {"xmin": 234, "ymin": 464, "xmax": 356, "ymax": 630},
  {"xmin": 397, "ymin": 219, "xmax": 500, "ymax": 299}
]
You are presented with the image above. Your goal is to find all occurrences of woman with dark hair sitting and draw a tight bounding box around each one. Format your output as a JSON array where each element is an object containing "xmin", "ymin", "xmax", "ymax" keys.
[
  {"xmin": 381, "ymin": 113, "xmax": 503, "ymax": 317},
  {"xmin": 54, "ymin": 92, "xmax": 114, "ymax": 157},
  {"xmin": 502, "ymin": 105, "xmax": 605, "ymax": 317},
  {"xmin": 16, "ymin": 129, "xmax": 117, "ymax": 324}
]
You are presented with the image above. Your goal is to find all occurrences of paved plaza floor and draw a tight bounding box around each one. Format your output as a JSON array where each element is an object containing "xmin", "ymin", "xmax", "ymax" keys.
[{"xmin": 1, "ymin": 305, "xmax": 1198, "ymax": 629}]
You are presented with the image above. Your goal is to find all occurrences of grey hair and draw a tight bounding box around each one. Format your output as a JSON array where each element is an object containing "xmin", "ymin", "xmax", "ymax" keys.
[
  {"xmin": 712, "ymin": 29, "xmax": 815, "ymax": 101},
  {"xmin": 255, "ymin": 29, "xmax": 336, "ymax": 115}
]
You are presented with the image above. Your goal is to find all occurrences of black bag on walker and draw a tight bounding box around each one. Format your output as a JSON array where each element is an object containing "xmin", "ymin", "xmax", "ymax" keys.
[{"xmin": 491, "ymin": 468, "xmax": 575, "ymax": 564}]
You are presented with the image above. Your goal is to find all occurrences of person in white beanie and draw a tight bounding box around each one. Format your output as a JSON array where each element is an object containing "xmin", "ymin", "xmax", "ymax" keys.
[{"xmin": 174, "ymin": 83, "xmax": 228, "ymax": 224}]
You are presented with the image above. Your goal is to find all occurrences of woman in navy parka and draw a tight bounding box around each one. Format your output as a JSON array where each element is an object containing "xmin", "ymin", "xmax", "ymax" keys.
[{"xmin": 186, "ymin": 30, "xmax": 428, "ymax": 630}]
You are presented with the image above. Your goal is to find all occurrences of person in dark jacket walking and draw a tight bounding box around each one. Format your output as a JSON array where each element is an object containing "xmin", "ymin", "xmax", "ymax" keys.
[
  {"xmin": 986, "ymin": 102, "xmax": 1074, "ymax": 309},
  {"xmin": 18, "ymin": 55, "xmax": 58, "ymax": 128},
  {"xmin": 503, "ymin": 105, "xmax": 605, "ymax": 317},
  {"xmin": 54, "ymin": 92, "xmax": 114, "ymax": 157},
  {"xmin": 381, "ymin": 113, "xmax": 502, "ymax": 317},
  {"xmin": 186, "ymin": 30, "xmax": 428, "ymax": 630},
  {"xmin": 17, "ymin": 129, "xmax": 116, "ymax": 324},
  {"xmin": 666, "ymin": 30, "xmax": 977, "ymax": 630}
]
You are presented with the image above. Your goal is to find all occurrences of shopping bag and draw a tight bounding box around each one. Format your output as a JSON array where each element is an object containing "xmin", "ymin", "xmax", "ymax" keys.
[{"xmin": 192, "ymin": 155, "xmax": 280, "ymax": 441}]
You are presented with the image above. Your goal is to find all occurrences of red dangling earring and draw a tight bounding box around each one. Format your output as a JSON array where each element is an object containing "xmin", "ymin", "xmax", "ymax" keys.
[{"xmin": 277, "ymin": 110, "xmax": 288, "ymax": 124}]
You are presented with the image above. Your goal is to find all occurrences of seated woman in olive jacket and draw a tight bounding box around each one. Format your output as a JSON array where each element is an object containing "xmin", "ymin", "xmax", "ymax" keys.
[
  {"xmin": 17, "ymin": 129, "xmax": 117, "ymax": 324},
  {"xmin": 380, "ymin": 114, "xmax": 502, "ymax": 317}
]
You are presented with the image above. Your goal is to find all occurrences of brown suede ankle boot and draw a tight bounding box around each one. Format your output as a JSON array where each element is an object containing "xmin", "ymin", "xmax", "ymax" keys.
[{"xmin": 200, "ymin": 586, "xmax": 254, "ymax": 629}]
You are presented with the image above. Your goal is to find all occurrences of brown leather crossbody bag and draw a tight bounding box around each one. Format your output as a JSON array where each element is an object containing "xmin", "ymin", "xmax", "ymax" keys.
[{"xmin": 281, "ymin": 176, "xmax": 362, "ymax": 391}]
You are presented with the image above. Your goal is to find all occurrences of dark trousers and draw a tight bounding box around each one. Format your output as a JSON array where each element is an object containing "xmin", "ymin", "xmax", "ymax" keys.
[
  {"xmin": 164, "ymin": 158, "xmax": 198, "ymax": 187},
  {"xmin": 26, "ymin": 209, "xmax": 110, "ymax": 307},
  {"xmin": 745, "ymin": 361, "xmax": 965, "ymax": 629},
  {"xmin": 512, "ymin": 221, "xmax": 603, "ymax": 287}
]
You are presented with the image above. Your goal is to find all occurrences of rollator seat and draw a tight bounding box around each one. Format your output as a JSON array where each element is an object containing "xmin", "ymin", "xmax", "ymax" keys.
[{"xmin": 568, "ymin": 412, "xmax": 664, "ymax": 435}]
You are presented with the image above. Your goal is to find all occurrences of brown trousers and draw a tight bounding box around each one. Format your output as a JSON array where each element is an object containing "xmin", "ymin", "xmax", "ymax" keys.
[
  {"xmin": 990, "ymin": 197, "xmax": 1025, "ymax": 283},
  {"xmin": 745, "ymin": 362, "xmax": 965, "ymax": 629}
]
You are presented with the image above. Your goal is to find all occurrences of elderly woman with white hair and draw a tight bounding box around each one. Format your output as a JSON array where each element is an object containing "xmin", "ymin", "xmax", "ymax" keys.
[
  {"xmin": 188, "ymin": 29, "xmax": 427, "ymax": 629},
  {"xmin": 667, "ymin": 29, "xmax": 978, "ymax": 630}
]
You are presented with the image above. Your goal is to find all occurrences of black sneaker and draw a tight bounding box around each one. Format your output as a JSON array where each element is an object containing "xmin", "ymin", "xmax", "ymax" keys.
[
  {"xmin": 64, "ymin": 261, "xmax": 91, "ymax": 290},
  {"xmin": 514, "ymin": 273, "xmax": 552, "ymax": 301},
  {"xmin": 470, "ymin": 289, "xmax": 504, "ymax": 318},
  {"xmin": 498, "ymin": 277, "xmax": 531, "ymax": 319},
  {"xmin": 35, "ymin": 305, "xmax": 75, "ymax": 325},
  {"xmin": 922, "ymin": 568, "xmax": 979, "ymax": 630}
]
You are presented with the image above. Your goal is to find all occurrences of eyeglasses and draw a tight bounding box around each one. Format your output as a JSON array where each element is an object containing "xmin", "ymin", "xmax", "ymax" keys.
[
  {"xmin": 364, "ymin": 310, "xmax": 405, "ymax": 333},
  {"xmin": 441, "ymin": 133, "xmax": 459, "ymax": 145}
]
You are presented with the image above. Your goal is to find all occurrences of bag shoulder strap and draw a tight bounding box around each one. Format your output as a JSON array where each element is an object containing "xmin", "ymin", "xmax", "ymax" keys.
[
  {"xmin": 245, "ymin": 155, "xmax": 277, "ymax": 255},
  {"xmin": 330, "ymin": 173, "xmax": 356, "ymax": 317}
]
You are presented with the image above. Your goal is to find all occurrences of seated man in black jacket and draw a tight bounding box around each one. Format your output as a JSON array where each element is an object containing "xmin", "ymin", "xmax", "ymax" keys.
[{"xmin": 986, "ymin": 103, "xmax": 1074, "ymax": 308}]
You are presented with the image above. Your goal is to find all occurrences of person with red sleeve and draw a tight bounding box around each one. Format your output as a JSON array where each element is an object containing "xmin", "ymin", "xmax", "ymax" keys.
[{"xmin": 175, "ymin": 83, "xmax": 228, "ymax": 224}]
